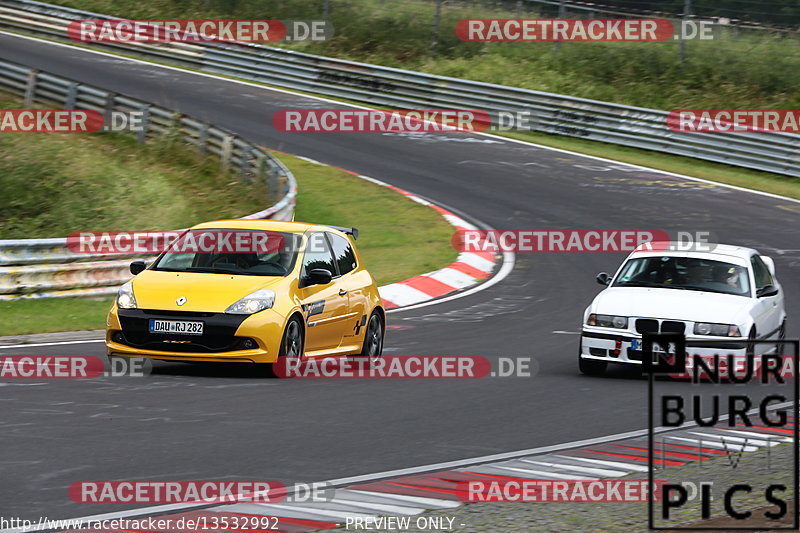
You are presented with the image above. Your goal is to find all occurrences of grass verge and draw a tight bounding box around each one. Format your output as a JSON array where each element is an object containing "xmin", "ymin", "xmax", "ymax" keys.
[
  {"xmin": 0, "ymin": 153, "xmax": 457, "ymax": 336},
  {"xmin": 0, "ymin": 298, "xmax": 111, "ymax": 337}
]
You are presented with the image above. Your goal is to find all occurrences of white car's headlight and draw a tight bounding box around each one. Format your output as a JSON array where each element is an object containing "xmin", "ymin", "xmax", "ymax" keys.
[
  {"xmin": 116, "ymin": 281, "xmax": 137, "ymax": 309},
  {"xmin": 587, "ymin": 313, "xmax": 628, "ymax": 329},
  {"xmin": 694, "ymin": 322, "xmax": 741, "ymax": 337},
  {"xmin": 225, "ymin": 289, "xmax": 275, "ymax": 315}
]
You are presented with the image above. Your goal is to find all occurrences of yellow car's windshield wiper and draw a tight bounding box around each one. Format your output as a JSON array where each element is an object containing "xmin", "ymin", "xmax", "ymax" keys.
[{"xmin": 185, "ymin": 266, "xmax": 243, "ymax": 275}]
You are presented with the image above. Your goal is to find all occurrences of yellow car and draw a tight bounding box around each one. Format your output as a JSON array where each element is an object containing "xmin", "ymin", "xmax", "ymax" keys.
[{"xmin": 106, "ymin": 220, "xmax": 385, "ymax": 370}]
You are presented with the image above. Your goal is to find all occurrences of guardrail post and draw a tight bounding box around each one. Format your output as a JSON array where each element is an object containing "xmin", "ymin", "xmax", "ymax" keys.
[
  {"xmin": 241, "ymin": 146, "xmax": 253, "ymax": 180},
  {"xmin": 269, "ymin": 165, "xmax": 281, "ymax": 201},
  {"xmin": 198, "ymin": 123, "xmax": 209, "ymax": 153},
  {"xmin": 103, "ymin": 92, "xmax": 117, "ymax": 133},
  {"xmin": 220, "ymin": 135, "xmax": 233, "ymax": 172},
  {"xmin": 65, "ymin": 82, "xmax": 78, "ymax": 109},
  {"xmin": 256, "ymin": 155, "xmax": 268, "ymax": 182},
  {"xmin": 680, "ymin": 0, "xmax": 692, "ymax": 62},
  {"xmin": 137, "ymin": 105, "xmax": 150, "ymax": 144},
  {"xmin": 23, "ymin": 69, "xmax": 38, "ymax": 107}
]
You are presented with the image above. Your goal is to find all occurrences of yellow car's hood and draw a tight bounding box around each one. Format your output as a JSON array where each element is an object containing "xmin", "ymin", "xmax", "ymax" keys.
[{"xmin": 132, "ymin": 270, "xmax": 285, "ymax": 313}]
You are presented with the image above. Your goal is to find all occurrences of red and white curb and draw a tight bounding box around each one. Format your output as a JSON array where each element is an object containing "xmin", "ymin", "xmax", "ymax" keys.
[{"xmin": 288, "ymin": 155, "xmax": 500, "ymax": 310}]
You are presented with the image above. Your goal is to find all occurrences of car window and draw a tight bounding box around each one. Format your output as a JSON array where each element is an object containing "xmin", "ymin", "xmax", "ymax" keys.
[
  {"xmin": 302, "ymin": 233, "xmax": 337, "ymax": 277},
  {"xmin": 152, "ymin": 229, "xmax": 299, "ymax": 276},
  {"xmin": 328, "ymin": 233, "xmax": 357, "ymax": 275},
  {"xmin": 612, "ymin": 256, "xmax": 751, "ymax": 297},
  {"xmin": 751, "ymin": 255, "xmax": 774, "ymax": 289}
]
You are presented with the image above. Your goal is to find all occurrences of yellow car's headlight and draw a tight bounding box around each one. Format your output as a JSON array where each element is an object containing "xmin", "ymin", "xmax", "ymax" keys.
[
  {"xmin": 225, "ymin": 289, "xmax": 275, "ymax": 315},
  {"xmin": 116, "ymin": 281, "xmax": 137, "ymax": 309}
]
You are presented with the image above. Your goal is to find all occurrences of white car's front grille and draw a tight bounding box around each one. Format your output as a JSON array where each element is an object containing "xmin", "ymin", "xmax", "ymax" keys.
[{"xmin": 634, "ymin": 318, "xmax": 687, "ymax": 335}]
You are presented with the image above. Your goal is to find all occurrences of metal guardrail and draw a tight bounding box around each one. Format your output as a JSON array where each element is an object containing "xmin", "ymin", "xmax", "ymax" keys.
[
  {"xmin": 0, "ymin": 56, "xmax": 297, "ymax": 300},
  {"xmin": 1, "ymin": 0, "xmax": 799, "ymax": 177}
]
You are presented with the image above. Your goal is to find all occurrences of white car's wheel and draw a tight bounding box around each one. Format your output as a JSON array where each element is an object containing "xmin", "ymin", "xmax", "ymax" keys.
[{"xmin": 777, "ymin": 319, "xmax": 787, "ymax": 354}]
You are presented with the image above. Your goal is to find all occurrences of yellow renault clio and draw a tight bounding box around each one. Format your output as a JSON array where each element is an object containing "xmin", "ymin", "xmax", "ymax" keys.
[{"xmin": 106, "ymin": 220, "xmax": 385, "ymax": 370}]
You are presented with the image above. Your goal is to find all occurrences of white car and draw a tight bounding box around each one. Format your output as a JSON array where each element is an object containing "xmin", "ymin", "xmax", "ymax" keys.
[{"xmin": 579, "ymin": 243, "xmax": 786, "ymax": 376}]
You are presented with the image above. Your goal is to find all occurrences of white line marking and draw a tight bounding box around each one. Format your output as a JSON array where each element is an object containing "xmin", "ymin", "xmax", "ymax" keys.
[
  {"xmin": 517, "ymin": 459, "xmax": 628, "ymax": 477},
  {"xmin": 718, "ymin": 428, "xmax": 792, "ymax": 443},
  {"xmin": 215, "ymin": 502, "xmax": 376, "ymax": 521},
  {"xmin": 688, "ymin": 431, "xmax": 778, "ymax": 447},
  {"xmin": 472, "ymin": 464, "xmax": 596, "ymax": 480},
  {"xmin": 343, "ymin": 490, "xmax": 461, "ymax": 509},
  {"xmin": 321, "ymin": 498, "xmax": 425, "ymax": 515},
  {"xmin": 378, "ymin": 284, "xmax": 432, "ymax": 306},
  {"xmin": 323, "ymin": 496, "xmax": 425, "ymax": 515},
  {"xmin": 0, "ymin": 339, "xmax": 105, "ymax": 349},
  {"xmin": 552, "ymin": 456, "xmax": 648, "ymax": 473},
  {"xmin": 456, "ymin": 253, "xmax": 494, "ymax": 274},
  {"xmin": 425, "ymin": 267, "xmax": 477, "ymax": 289}
]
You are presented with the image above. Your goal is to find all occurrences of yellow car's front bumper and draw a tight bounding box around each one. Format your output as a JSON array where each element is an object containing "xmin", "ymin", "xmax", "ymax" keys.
[{"xmin": 106, "ymin": 305, "xmax": 288, "ymax": 364}]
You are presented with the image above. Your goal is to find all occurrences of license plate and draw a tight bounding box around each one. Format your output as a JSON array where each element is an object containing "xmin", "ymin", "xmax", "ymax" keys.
[
  {"xmin": 149, "ymin": 319, "xmax": 203, "ymax": 335},
  {"xmin": 631, "ymin": 338, "xmax": 666, "ymax": 353}
]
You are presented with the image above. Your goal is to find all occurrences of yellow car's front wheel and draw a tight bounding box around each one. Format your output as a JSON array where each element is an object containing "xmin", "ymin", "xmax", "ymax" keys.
[{"xmin": 268, "ymin": 316, "xmax": 305, "ymax": 376}]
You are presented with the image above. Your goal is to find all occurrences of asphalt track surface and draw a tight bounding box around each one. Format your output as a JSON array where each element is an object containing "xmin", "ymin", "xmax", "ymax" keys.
[{"xmin": 1, "ymin": 33, "xmax": 799, "ymax": 522}]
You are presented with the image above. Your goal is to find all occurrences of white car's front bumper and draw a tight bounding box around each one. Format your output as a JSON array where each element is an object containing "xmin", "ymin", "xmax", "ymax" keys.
[{"xmin": 580, "ymin": 328, "xmax": 748, "ymax": 366}]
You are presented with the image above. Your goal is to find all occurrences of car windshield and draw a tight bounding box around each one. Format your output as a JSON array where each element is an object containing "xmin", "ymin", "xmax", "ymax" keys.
[
  {"xmin": 151, "ymin": 229, "xmax": 301, "ymax": 276},
  {"xmin": 612, "ymin": 256, "xmax": 751, "ymax": 297}
]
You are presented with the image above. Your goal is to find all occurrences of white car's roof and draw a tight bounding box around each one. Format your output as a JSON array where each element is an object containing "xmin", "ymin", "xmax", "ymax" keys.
[{"xmin": 629, "ymin": 242, "xmax": 757, "ymax": 266}]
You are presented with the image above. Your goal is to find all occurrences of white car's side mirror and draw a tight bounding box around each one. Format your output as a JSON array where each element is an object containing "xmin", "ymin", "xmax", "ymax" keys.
[{"xmin": 762, "ymin": 255, "xmax": 776, "ymax": 276}]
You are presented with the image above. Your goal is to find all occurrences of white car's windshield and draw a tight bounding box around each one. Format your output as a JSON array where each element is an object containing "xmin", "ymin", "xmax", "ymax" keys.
[{"xmin": 613, "ymin": 256, "xmax": 751, "ymax": 297}]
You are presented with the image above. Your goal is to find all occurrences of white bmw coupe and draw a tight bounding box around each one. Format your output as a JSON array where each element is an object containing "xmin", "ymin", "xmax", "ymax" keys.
[{"xmin": 579, "ymin": 243, "xmax": 786, "ymax": 376}]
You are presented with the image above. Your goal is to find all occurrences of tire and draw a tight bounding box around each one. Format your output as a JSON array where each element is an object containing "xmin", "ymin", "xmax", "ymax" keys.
[
  {"xmin": 776, "ymin": 319, "xmax": 787, "ymax": 355},
  {"xmin": 268, "ymin": 316, "xmax": 305, "ymax": 377},
  {"xmin": 578, "ymin": 337, "xmax": 606, "ymax": 376},
  {"xmin": 359, "ymin": 311, "xmax": 384, "ymax": 362},
  {"xmin": 745, "ymin": 327, "xmax": 757, "ymax": 359}
]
